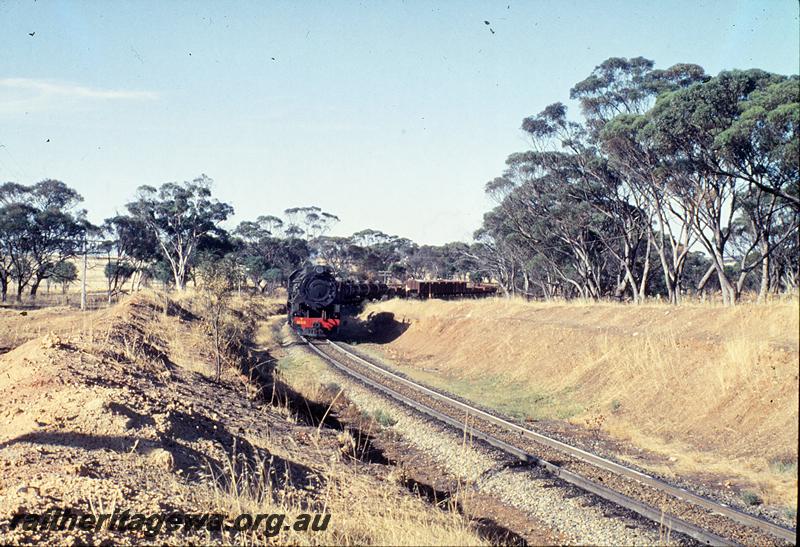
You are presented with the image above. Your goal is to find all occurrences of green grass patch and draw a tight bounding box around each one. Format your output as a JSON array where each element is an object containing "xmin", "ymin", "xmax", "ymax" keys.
[
  {"xmin": 769, "ymin": 458, "xmax": 797, "ymax": 476},
  {"xmin": 425, "ymin": 373, "xmax": 583, "ymax": 421},
  {"xmin": 274, "ymin": 353, "xmax": 303, "ymax": 377},
  {"xmin": 741, "ymin": 490, "xmax": 763, "ymax": 506},
  {"xmin": 350, "ymin": 346, "xmax": 583, "ymax": 422},
  {"xmin": 350, "ymin": 346, "xmax": 584, "ymax": 423},
  {"xmin": 275, "ymin": 349, "xmax": 327, "ymax": 384},
  {"xmin": 365, "ymin": 408, "xmax": 397, "ymax": 427}
]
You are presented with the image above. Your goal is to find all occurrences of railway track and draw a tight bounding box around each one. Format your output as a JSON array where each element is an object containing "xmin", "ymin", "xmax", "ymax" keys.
[{"xmin": 300, "ymin": 335, "xmax": 796, "ymax": 546}]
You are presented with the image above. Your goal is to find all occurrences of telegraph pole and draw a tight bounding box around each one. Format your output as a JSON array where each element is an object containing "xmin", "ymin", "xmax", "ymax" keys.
[{"xmin": 80, "ymin": 236, "xmax": 88, "ymax": 311}]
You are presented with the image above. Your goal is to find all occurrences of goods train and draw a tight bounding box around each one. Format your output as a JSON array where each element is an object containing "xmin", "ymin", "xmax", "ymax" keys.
[
  {"xmin": 287, "ymin": 266, "xmax": 389, "ymax": 337},
  {"xmin": 287, "ymin": 265, "xmax": 497, "ymax": 337}
]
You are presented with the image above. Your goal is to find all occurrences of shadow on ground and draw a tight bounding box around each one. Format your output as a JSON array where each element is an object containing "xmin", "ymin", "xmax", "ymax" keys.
[
  {"xmin": 336, "ymin": 311, "xmax": 410, "ymax": 344},
  {"xmin": 243, "ymin": 341, "xmax": 392, "ymax": 467}
]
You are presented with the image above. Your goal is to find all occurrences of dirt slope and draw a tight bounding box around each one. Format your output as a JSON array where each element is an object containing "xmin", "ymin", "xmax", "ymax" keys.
[
  {"xmin": 354, "ymin": 297, "xmax": 799, "ymax": 511},
  {"xmin": 0, "ymin": 294, "xmax": 482, "ymax": 545}
]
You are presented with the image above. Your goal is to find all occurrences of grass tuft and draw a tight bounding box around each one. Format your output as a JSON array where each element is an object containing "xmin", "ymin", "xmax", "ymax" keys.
[
  {"xmin": 769, "ymin": 458, "xmax": 797, "ymax": 476},
  {"xmin": 371, "ymin": 408, "xmax": 398, "ymax": 427},
  {"xmin": 741, "ymin": 490, "xmax": 763, "ymax": 506}
]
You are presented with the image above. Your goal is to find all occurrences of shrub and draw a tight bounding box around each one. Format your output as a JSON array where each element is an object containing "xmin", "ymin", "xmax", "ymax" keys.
[
  {"xmin": 769, "ymin": 458, "xmax": 797, "ymax": 475},
  {"xmin": 371, "ymin": 408, "xmax": 397, "ymax": 427},
  {"xmin": 742, "ymin": 490, "xmax": 763, "ymax": 506}
]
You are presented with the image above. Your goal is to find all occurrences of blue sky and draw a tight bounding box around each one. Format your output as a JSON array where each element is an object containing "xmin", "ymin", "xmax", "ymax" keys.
[{"xmin": 1, "ymin": 0, "xmax": 798, "ymax": 244}]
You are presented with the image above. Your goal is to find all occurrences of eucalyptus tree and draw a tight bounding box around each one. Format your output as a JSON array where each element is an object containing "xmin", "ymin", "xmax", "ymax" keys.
[
  {"xmin": 127, "ymin": 175, "xmax": 233, "ymax": 291},
  {"xmin": 0, "ymin": 242, "xmax": 11, "ymax": 302},
  {"xmin": 0, "ymin": 202, "xmax": 36, "ymax": 301},
  {"xmin": 476, "ymin": 57, "xmax": 796, "ymax": 303},
  {"xmin": 485, "ymin": 101, "xmax": 629, "ymax": 300},
  {"xmin": 0, "ymin": 180, "xmax": 87, "ymax": 301},
  {"xmin": 49, "ymin": 261, "xmax": 78, "ymax": 294},
  {"xmin": 469, "ymin": 222, "xmax": 520, "ymax": 296},
  {"xmin": 101, "ymin": 215, "xmax": 160, "ymax": 296},
  {"xmin": 483, "ymin": 158, "xmax": 611, "ymax": 299},
  {"xmin": 713, "ymin": 76, "xmax": 800, "ymax": 298},
  {"xmin": 572, "ymin": 57, "xmax": 708, "ymax": 303},
  {"xmin": 768, "ymin": 207, "xmax": 800, "ymax": 292},
  {"xmin": 350, "ymin": 228, "xmax": 394, "ymax": 247},
  {"xmin": 233, "ymin": 217, "xmax": 310, "ymax": 291},
  {"xmin": 283, "ymin": 206, "xmax": 340, "ymax": 241},
  {"xmin": 600, "ymin": 115, "xmax": 699, "ymax": 303},
  {"xmin": 521, "ymin": 98, "xmax": 662, "ymax": 301},
  {"xmin": 346, "ymin": 230, "xmax": 417, "ymax": 279},
  {"xmin": 234, "ymin": 215, "xmax": 284, "ymax": 241},
  {"xmin": 405, "ymin": 245, "xmax": 446, "ymax": 280},
  {"xmin": 647, "ymin": 69, "xmax": 796, "ymax": 303},
  {"xmin": 714, "ymin": 76, "xmax": 799, "ymax": 209},
  {"xmin": 310, "ymin": 236, "xmax": 356, "ymax": 275}
]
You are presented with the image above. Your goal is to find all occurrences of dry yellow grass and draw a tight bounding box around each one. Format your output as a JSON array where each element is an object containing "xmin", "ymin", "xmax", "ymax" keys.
[
  {"xmin": 186, "ymin": 451, "xmax": 482, "ymax": 546},
  {"xmin": 360, "ymin": 296, "xmax": 799, "ymax": 509}
]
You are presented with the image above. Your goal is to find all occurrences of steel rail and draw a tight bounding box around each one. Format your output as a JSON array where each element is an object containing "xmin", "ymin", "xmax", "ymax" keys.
[
  {"xmin": 302, "ymin": 337, "xmax": 735, "ymax": 546},
  {"xmin": 323, "ymin": 339, "xmax": 796, "ymax": 545}
]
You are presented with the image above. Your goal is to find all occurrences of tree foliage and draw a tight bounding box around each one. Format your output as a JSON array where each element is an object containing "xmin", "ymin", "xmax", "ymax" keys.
[
  {"xmin": 477, "ymin": 58, "xmax": 798, "ymax": 303},
  {"xmin": 0, "ymin": 180, "xmax": 88, "ymax": 301},
  {"xmin": 126, "ymin": 175, "xmax": 233, "ymax": 290}
]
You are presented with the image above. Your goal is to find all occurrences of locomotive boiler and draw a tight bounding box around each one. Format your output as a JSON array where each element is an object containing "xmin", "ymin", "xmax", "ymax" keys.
[{"xmin": 287, "ymin": 265, "xmax": 389, "ymax": 337}]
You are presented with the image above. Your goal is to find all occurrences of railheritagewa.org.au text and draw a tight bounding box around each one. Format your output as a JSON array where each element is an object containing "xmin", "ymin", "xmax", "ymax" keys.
[{"xmin": 8, "ymin": 507, "xmax": 331, "ymax": 538}]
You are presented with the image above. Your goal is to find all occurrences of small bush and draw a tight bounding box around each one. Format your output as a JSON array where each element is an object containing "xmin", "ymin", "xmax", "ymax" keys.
[
  {"xmin": 610, "ymin": 399, "xmax": 622, "ymax": 413},
  {"xmin": 769, "ymin": 458, "xmax": 797, "ymax": 475},
  {"xmin": 372, "ymin": 408, "xmax": 397, "ymax": 427},
  {"xmin": 742, "ymin": 490, "xmax": 763, "ymax": 506}
]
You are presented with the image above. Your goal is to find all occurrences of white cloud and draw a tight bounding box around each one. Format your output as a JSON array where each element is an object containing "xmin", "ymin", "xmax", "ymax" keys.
[{"xmin": 0, "ymin": 78, "xmax": 157, "ymax": 113}]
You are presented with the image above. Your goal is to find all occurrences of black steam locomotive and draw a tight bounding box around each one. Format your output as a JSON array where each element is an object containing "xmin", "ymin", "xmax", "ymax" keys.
[{"xmin": 287, "ymin": 265, "xmax": 390, "ymax": 337}]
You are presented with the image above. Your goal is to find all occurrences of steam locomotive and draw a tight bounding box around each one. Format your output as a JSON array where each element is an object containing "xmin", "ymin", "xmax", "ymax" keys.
[
  {"xmin": 287, "ymin": 265, "xmax": 390, "ymax": 337},
  {"xmin": 288, "ymin": 265, "xmax": 498, "ymax": 337}
]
